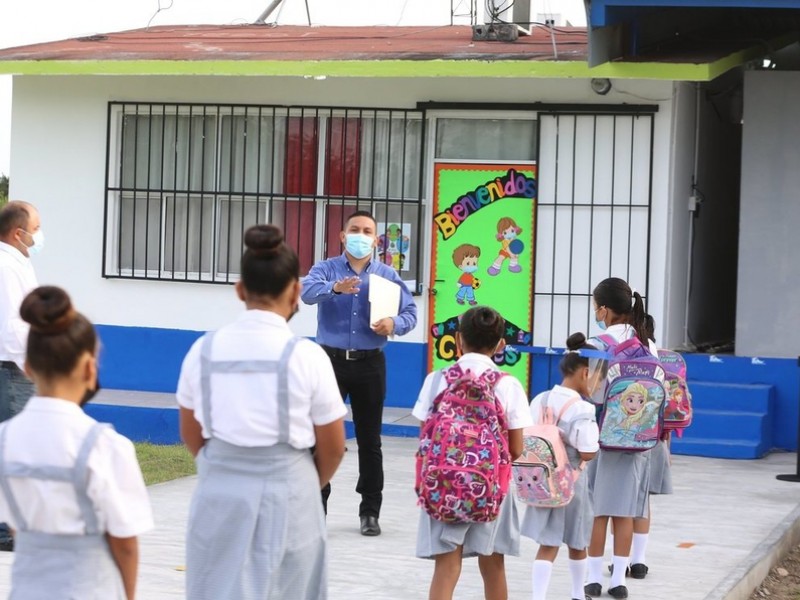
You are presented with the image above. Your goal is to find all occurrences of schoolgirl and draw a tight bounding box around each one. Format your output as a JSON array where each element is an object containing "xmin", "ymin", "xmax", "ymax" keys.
[
  {"xmin": 177, "ymin": 224, "xmax": 347, "ymax": 600},
  {"xmin": 585, "ymin": 277, "xmax": 658, "ymax": 599},
  {"xmin": 0, "ymin": 286, "xmax": 153, "ymax": 599},
  {"xmin": 627, "ymin": 314, "xmax": 673, "ymax": 579},
  {"xmin": 413, "ymin": 306, "xmax": 533, "ymax": 600},
  {"xmin": 521, "ymin": 333, "xmax": 601, "ymax": 600}
]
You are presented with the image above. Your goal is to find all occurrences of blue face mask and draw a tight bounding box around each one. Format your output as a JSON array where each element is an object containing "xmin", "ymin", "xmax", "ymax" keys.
[
  {"xmin": 345, "ymin": 233, "xmax": 374, "ymax": 259},
  {"xmin": 462, "ymin": 265, "xmax": 478, "ymax": 273},
  {"xmin": 595, "ymin": 307, "xmax": 607, "ymax": 330}
]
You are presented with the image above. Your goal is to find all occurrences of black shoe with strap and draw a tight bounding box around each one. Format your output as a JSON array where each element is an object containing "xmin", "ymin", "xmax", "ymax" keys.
[
  {"xmin": 608, "ymin": 585, "xmax": 629, "ymax": 599},
  {"xmin": 584, "ymin": 583, "xmax": 602, "ymax": 598},
  {"xmin": 629, "ymin": 563, "xmax": 649, "ymax": 579}
]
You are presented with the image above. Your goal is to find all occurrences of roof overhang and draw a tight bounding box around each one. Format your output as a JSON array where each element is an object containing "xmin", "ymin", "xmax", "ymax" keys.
[{"xmin": 0, "ymin": 24, "xmax": 792, "ymax": 82}]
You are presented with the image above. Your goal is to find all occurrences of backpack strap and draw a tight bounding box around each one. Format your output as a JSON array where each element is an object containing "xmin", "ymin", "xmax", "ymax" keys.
[
  {"xmin": 427, "ymin": 369, "xmax": 447, "ymax": 412},
  {"xmin": 556, "ymin": 397, "xmax": 581, "ymax": 424},
  {"xmin": 595, "ymin": 334, "xmax": 618, "ymax": 350}
]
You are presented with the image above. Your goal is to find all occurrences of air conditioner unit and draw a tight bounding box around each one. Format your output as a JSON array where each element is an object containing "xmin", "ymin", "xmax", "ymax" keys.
[{"xmin": 483, "ymin": 0, "xmax": 531, "ymax": 35}]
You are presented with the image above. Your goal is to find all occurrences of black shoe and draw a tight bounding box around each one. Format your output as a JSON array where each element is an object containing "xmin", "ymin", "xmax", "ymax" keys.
[
  {"xmin": 629, "ymin": 563, "xmax": 648, "ymax": 579},
  {"xmin": 0, "ymin": 537, "xmax": 13, "ymax": 552},
  {"xmin": 360, "ymin": 515, "xmax": 381, "ymax": 536},
  {"xmin": 584, "ymin": 583, "xmax": 602, "ymax": 597},
  {"xmin": 608, "ymin": 564, "xmax": 631, "ymax": 577},
  {"xmin": 608, "ymin": 585, "xmax": 628, "ymax": 599}
]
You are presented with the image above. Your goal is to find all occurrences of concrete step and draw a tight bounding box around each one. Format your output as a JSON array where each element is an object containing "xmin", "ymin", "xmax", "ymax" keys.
[
  {"xmin": 689, "ymin": 381, "xmax": 773, "ymax": 413},
  {"xmin": 686, "ymin": 408, "xmax": 770, "ymax": 441},
  {"xmin": 670, "ymin": 436, "xmax": 769, "ymax": 459}
]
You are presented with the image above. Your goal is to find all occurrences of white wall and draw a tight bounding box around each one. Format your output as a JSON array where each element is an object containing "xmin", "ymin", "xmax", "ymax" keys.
[
  {"xmin": 663, "ymin": 82, "xmax": 695, "ymax": 348},
  {"xmin": 737, "ymin": 70, "xmax": 800, "ymax": 359},
  {"xmin": 10, "ymin": 74, "xmax": 675, "ymax": 344}
]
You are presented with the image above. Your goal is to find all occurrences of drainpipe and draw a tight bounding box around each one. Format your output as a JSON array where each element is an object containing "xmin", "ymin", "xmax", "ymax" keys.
[{"xmin": 684, "ymin": 83, "xmax": 702, "ymax": 347}]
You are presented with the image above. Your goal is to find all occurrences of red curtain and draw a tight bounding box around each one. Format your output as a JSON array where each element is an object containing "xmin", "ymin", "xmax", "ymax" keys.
[{"xmin": 283, "ymin": 116, "xmax": 318, "ymax": 273}]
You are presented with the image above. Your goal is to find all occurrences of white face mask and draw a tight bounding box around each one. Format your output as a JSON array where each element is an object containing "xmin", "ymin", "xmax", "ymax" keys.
[{"xmin": 20, "ymin": 229, "xmax": 45, "ymax": 256}]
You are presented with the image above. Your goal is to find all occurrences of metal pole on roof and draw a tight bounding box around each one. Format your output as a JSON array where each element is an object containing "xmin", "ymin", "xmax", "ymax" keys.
[{"xmin": 254, "ymin": 0, "xmax": 285, "ymax": 25}]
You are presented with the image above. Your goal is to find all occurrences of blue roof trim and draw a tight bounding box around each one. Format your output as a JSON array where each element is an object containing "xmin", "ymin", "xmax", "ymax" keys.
[{"xmin": 590, "ymin": 0, "xmax": 800, "ymax": 27}]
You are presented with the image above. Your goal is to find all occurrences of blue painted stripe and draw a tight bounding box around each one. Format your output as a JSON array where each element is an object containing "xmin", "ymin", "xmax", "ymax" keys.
[{"xmin": 94, "ymin": 324, "xmax": 428, "ymax": 409}]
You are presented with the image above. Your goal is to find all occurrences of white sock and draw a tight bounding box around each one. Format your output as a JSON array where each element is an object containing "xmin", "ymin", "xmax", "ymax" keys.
[
  {"xmin": 631, "ymin": 533, "xmax": 648, "ymax": 565},
  {"xmin": 587, "ymin": 555, "xmax": 604, "ymax": 585},
  {"xmin": 569, "ymin": 558, "xmax": 588, "ymax": 599},
  {"xmin": 610, "ymin": 555, "xmax": 629, "ymax": 588},
  {"xmin": 532, "ymin": 560, "xmax": 553, "ymax": 600}
]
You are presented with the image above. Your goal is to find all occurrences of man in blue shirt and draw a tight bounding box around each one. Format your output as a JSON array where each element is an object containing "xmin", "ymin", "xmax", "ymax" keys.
[{"xmin": 302, "ymin": 211, "xmax": 417, "ymax": 536}]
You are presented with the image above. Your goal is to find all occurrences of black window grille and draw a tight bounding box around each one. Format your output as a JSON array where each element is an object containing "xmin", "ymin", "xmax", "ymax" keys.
[
  {"xmin": 534, "ymin": 111, "xmax": 655, "ymax": 348},
  {"xmin": 103, "ymin": 102, "xmax": 426, "ymax": 289}
]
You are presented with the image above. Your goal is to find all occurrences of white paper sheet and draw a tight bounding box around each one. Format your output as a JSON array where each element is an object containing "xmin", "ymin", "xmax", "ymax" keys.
[{"xmin": 369, "ymin": 273, "xmax": 401, "ymax": 323}]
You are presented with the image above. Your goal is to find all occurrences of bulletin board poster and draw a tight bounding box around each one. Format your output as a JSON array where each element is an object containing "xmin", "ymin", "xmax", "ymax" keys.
[{"xmin": 428, "ymin": 163, "xmax": 536, "ymax": 393}]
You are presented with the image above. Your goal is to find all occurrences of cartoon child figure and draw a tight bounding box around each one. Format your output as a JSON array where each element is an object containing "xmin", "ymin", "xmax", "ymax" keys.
[
  {"xmin": 452, "ymin": 244, "xmax": 481, "ymax": 306},
  {"xmin": 378, "ymin": 223, "xmax": 410, "ymax": 271},
  {"xmin": 487, "ymin": 217, "xmax": 522, "ymax": 276}
]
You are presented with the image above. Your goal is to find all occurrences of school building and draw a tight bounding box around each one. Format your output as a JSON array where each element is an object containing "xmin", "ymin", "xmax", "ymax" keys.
[{"xmin": 0, "ymin": 2, "xmax": 798, "ymax": 459}]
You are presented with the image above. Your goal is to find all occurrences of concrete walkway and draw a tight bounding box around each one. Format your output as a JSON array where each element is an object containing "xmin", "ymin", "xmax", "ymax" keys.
[{"xmin": 0, "ymin": 436, "xmax": 797, "ymax": 599}]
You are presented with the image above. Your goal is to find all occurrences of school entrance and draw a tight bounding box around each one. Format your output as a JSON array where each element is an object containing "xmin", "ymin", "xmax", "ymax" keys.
[{"xmin": 425, "ymin": 107, "xmax": 657, "ymax": 392}]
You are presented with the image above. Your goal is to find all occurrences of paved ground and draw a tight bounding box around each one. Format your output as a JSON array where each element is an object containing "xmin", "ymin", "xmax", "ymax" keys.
[{"xmin": 0, "ymin": 436, "xmax": 797, "ymax": 599}]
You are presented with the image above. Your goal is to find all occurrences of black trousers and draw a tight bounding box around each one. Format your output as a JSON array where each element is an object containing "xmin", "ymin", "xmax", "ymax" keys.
[{"xmin": 322, "ymin": 352, "xmax": 386, "ymax": 518}]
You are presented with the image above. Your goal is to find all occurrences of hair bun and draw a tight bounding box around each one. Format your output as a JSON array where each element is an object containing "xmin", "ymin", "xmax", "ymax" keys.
[
  {"xmin": 565, "ymin": 332, "xmax": 587, "ymax": 351},
  {"xmin": 20, "ymin": 286, "xmax": 76, "ymax": 335},
  {"xmin": 244, "ymin": 224, "xmax": 283, "ymax": 256}
]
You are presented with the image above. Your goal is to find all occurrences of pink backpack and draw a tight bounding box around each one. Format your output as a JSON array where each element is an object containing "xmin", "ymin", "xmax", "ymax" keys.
[
  {"xmin": 513, "ymin": 394, "xmax": 582, "ymax": 508},
  {"xmin": 657, "ymin": 350, "xmax": 693, "ymax": 432},
  {"xmin": 415, "ymin": 364, "xmax": 510, "ymax": 523}
]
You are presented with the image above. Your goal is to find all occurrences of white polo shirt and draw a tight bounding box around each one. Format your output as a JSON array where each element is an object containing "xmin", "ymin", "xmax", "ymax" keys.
[
  {"xmin": 412, "ymin": 353, "xmax": 533, "ymax": 430},
  {"xmin": 177, "ymin": 310, "xmax": 347, "ymax": 449},
  {"xmin": 0, "ymin": 241, "xmax": 38, "ymax": 369},
  {"xmin": 530, "ymin": 385, "xmax": 600, "ymax": 453},
  {"xmin": 0, "ymin": 397, "xmax": 154, "ymax": 538}
]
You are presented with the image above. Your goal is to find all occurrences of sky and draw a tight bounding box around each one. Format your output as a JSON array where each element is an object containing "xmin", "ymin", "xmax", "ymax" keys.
[{"xmin": 0, "ymin": 0, "xmax": 587, "ymax": 176}]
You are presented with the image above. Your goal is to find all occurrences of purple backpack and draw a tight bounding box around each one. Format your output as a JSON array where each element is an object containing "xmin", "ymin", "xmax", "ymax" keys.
[
  {"xmin": 594, "ymin": 335, "xmax": 667, "ymax": 452},
  {"xmin": 415, "ymin": 364, "xmax": 510, "ymax": 523}
]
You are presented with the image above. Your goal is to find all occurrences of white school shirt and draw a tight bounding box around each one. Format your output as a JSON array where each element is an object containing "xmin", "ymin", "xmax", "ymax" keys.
[
  {"xmin": 594, "ymin": 323, "xmax": 658, "ymax": 357},
  {"xmin": 176, "ymin": 309, "xmax": 347, "ymax": 449},
  {"xmin": 412, "ymin": 353, "xmax": 533, "ymax": 430},
  {"xmin": 0, "ymin": 397, "xmax": 154, "ymax": 537},
  {"xmin": 530, "ymin": 385, "xmax": 600, "ymax": 453},
  {"xmin": 0, "ymin": 241, "xmax": 38, "ymax": 369}
]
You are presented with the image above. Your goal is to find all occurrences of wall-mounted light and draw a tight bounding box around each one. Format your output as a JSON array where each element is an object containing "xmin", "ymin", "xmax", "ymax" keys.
[{"xmin": 591, "ymin": 78, "xmax": 612, "ymax": 95}]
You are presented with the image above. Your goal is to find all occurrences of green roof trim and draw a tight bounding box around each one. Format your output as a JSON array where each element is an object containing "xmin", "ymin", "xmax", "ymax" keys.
[{"xmin": 0, "ymin": 41, "xmax": 776, "ymax": 81}]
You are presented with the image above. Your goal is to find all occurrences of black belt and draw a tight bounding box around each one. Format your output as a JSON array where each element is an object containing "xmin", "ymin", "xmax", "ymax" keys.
[{"xmin": 322, "ymin": 346, "xmax": 382, "ymax": 361}]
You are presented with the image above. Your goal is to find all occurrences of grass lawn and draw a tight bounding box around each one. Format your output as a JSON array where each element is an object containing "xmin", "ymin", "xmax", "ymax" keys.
[{"xmin": 134, "ymin": 443, "xmax": 196, "ymax": 485}]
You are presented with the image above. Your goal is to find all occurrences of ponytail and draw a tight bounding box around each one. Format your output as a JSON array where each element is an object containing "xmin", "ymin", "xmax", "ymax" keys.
[{"xmin": 630, "ymin": 291, "xmax": 652, "ymax": 344}]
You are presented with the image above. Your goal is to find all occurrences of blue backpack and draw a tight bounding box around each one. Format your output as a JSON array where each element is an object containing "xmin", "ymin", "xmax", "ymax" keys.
[{"xmin": 593, "ymin": 335, "xmax": 667, "ymax": 452}]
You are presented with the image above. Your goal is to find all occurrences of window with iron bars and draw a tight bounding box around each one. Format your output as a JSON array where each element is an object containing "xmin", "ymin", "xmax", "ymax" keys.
[{"xmin": 103, "ymin": 103, "xmax": 426, "ymax": 289}]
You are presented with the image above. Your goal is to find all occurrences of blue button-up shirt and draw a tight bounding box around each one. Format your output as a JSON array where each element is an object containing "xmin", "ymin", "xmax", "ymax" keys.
[{"xmin": 301, "ymin": 254, "xmax": 418, "ymax": 350}]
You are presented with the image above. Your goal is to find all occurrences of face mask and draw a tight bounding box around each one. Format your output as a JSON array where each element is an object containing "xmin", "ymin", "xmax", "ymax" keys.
[
  {"xmin": 462, "ymin": 265, "xmax": 478, "ymax": 274},
  {"xmin": 80, "ymin": 379, "xmax": 101, "ymax": 407},
  {"xmin": 345, "ymin": 233, "xmax": 374, "ymax": 260},
  {"xmin": 22, "ymin": 229, "xmax": 45, "ymax": 255}
]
